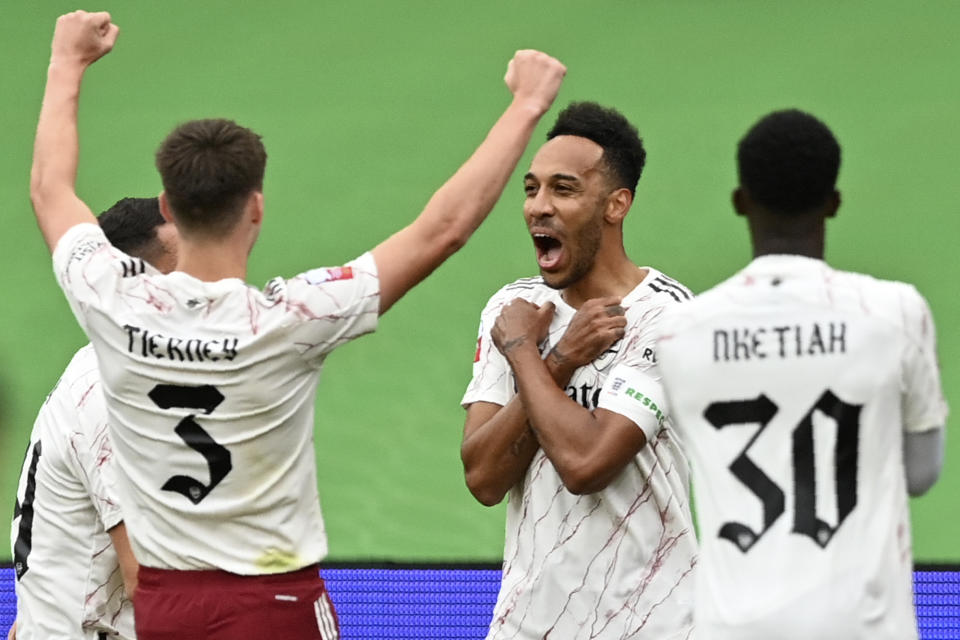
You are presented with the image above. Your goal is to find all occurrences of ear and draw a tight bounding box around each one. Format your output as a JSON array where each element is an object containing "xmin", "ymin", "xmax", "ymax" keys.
[
  {"xmin": 249, "ymin": 191, "xmax": 264, "ymax": 225},
  {"xmin": 158, "ymin": 192, "xmax": 176, "ymax": 224},
  {"xmin": 604, "ymin": 188, "xmax": 633, "ymax": 224},
  {"xmin": 824, "ymin": 189, "xmax": 840, "ymax": 219},
  {"xmin": 732, "ymin": 187, "xmax": 748, "ymax": 217}
]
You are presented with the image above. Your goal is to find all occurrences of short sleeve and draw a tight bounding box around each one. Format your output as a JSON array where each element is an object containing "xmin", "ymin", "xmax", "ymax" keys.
[
  {"xmin": 461, "ymin": 294, "xmax": 513, "ymax": 408},
  {"xmin": 284, "ymin": 252, "xmax": 381, "ymax": 366},
  {"xmin": 597, "ymin": 363, "xmax": 670, "ymax": 443},
  {"xmin": 900, "ymin": 287, "xmax": 948, "ymax": 433}
]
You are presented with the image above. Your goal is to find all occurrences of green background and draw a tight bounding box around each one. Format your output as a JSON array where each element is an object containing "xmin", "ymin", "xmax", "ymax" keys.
[{"xmin": 1, "ymin": 1, "xmax": 957, "ymax": 562}]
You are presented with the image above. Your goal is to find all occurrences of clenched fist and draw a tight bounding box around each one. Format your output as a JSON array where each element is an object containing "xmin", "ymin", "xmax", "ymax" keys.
[
  {"xmin": 504, "ymin": 50, "xmax": 566, "ymax": 117},
  {"xmin": 50, "ymin": 11, "xmax": 119, "ymax": 68}
]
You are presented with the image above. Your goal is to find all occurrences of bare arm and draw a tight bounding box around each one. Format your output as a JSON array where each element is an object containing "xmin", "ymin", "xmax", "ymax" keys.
[
  {"xmin": 493, "ymin": 299, "xmax": 645, "ymax": 495},
  {"xmin": 31, "ymin": 11, "xmax": 119, "ymax": 252},
  {"xmin": 371, "ymin": 50, "xmax": 565, "ymax": 315},
  {"xmin": 107, "ymin": 522, "xmax": 139, "ymax": 601},
  {"xmin": 461, "ymin": 297, "xmax": 627, "ymax": 504},
  {"xmin": 904, "ymin": 427, "xmax": 945, "ymax": 497}
]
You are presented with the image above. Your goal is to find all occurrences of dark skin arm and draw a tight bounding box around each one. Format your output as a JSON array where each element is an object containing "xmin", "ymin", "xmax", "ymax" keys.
[
  {"xmin": 461, "ymin": 297, "xmax": 626, "ymax": 505},
  {"xmin": 491, "ymin": 298, "xmax": 649, "ymax": 495}
]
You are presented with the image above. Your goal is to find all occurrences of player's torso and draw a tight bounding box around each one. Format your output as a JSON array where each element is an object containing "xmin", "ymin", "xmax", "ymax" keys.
[
  {"xmin": 12, "ymin": 346, "xmax": 134, "ymax": 639},
  {"xmin": 489, "ymin": 273, "xmax": 697, "ymax": 640},
  {"xmin": 658, "ymin": 259, "xmax": 920, "ymax": 639}
]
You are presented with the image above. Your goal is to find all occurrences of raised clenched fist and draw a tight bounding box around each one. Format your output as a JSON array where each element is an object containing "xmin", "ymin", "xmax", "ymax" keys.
[{"xmin": 50, "ymin": 10, "xmax": 119, "ymax": 67}]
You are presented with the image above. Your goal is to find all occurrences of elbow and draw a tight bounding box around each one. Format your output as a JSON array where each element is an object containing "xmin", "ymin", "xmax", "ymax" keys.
[
  {"xmin": 906, "ymin": 467, "xmax": 941, "ymax": 497},
  {"xmin": 463, "ymin": 466, "xmax": 507, "ymax": 507},
  {"xmin": 557, "ymin": 460, "xmax": 610, "ymax": 496}
]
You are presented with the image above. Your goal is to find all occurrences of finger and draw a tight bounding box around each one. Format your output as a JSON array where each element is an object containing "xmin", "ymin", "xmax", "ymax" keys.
[
  {"xmin": 105, "ymin": 23, "xmax": 120, "ymax": 48},
  {"xmin": 89, "ymin": 11, "xmax": 112, "ymax": 26},
  {"xmin": 604, "ymin": 304, "xmax": 626, "ymax": 317}
]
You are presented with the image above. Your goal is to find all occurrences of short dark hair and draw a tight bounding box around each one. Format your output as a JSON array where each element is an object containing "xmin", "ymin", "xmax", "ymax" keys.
[
  {"xmin": 546, "ymin": 102, "xmax": 646, "ymax": 194},
  {"xmin": 155, "ymin": 119, "xmax": 267, "ymax": 235},
  {"xmin": 737, "ymin": 109, "xmax": 841, "ymax": 214},
  {"xmin": 98, "ymin": 197, "xmax": 165, "ymax": 259}
]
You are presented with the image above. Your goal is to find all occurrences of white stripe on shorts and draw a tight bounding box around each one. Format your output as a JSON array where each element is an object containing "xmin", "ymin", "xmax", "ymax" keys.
[{"xmin": 313, "ymin": 592, "xmax": 338, "ymax": 639}]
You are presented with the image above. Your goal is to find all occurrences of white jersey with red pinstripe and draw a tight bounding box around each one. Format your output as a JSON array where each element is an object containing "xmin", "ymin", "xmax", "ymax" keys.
[
  {"xmin": 52, "ymin": 223, "xmax": 380, "ymax": 575},
  {"xmin": 11, "ymin": 344, "xmax": 134, "ymax": 639},
  {"xmin": 462, "ymin": 268, "xmax": 698, "ymax": 640},
  {"xmin": 655, "ymin": 255, "xmax": 948, "ymax": 640}
]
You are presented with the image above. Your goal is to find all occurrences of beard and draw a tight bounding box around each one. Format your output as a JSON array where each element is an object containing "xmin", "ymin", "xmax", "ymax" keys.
[{"xmin": 541, "ymin": 212, "xmax": 603, "ymax": 290}]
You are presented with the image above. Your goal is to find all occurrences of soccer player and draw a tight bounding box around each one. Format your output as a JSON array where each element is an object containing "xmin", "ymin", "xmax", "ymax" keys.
[
  {"xmin": 460, "ymin": 102, "xmax": 697, "ymax": 639},
  {"xmin": 11, "ymin": 198, "xmax": 176, "ymax": 640},
  {"xmin": 30, "ymin": 11, "xmax": 566, "ymax": 640},
  {"xmin": 655, "ymin": 109, "xmax": 948, "ymax": 640}
]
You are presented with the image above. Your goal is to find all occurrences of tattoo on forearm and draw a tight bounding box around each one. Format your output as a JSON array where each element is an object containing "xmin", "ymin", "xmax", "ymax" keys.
[
  {"xmin": 548, "ymin": 345, "xmax": 569, "ymax": 367},
  {"xmin": 501, "ymin": 336, "xmax": 527, "ymax": 353},
  {"xmin": 509, "ymin": 428, "xmax": 533, "ymax": 456}
]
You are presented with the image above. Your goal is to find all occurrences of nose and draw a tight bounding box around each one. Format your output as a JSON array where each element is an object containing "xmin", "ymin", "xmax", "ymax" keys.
[{"xmin": 524, "ymin": 188, "xmax": 555, "ymax": 222}]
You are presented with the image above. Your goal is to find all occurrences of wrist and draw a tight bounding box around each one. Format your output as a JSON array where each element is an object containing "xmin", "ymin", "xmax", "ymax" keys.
[
  {"xmin": 545, "ymin": 346, "xmax": 577, "ymax": 383},
  {"xmin": 507, "ymin": 96, "xmax": 550, "ymax": 120},
  {"xmin": 48, "ymin": 57, "xmax": 89, "ymax": 79}
]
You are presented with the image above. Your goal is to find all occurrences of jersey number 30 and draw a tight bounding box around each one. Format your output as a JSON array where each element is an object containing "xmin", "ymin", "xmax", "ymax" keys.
[
  {"xmin": 149, "ymin": 384, "xmax": 232, "ymax": 505},
  {"xmin": 704, "ymin": 390, "xmax": 861, "ymax": 553}
]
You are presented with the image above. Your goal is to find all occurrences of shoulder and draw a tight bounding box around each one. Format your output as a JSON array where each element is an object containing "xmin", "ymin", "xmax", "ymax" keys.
[
  {"xmin": 830, "ymin": 269, "xmax": 934, "ymax": 339},
  {"xmin": 638, "ymin": 269, "xmax": 694, "ymax": 306},
  {"xmin": 480, "ymin": 276, "xmax": 553, "ymax": 312},
  {"xmin": 265, "ymin": 253, "xmax": 379, "ymax": 302}
]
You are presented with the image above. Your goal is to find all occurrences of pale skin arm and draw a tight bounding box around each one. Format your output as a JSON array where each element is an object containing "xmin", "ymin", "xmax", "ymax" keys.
[
  {"xmin": 107, "ymin": 522, "xmax": 139, "ymax": 601},
  {"xmin": 492, "ymin": 299, "xmax": 648, "ymax": 495},
  {"xmin": 31, "ymin": 11, "xmax": 119, "ymax": 252},
  {"xmin": 370, "ymin": 50, "xmax": 566, "ymax": 315},
  {"xmin": 461, "ymin": 297, "xmax": 627, "ymax": 505}
]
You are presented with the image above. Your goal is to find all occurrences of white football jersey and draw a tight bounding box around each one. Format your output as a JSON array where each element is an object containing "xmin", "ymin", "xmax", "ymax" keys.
[
  {"xmin": 53, "ymin": 223, "xmax": 379, "ymax": 574},
  {"xmin": 11, "ymin": 345, "xmax": 134, "ymax": 639},
  {"xmin": 463, "ymin": 269, "xmax": 698, "ymax": 640},
  {"xmin": 656, "ymin": 255, "xmax": 948, "ymax": 640}
]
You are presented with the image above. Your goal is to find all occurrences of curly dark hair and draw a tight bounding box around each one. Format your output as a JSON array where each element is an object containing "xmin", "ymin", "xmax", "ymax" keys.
[
  {"xmin": 546, "ymin": 102, "xmax": 646, "ymax": 194},
  {"xmin": 155, "ymin": 119, "xmax": 267, "ymax": 235},
  {"xmin": 737, "ymin": 109, "xmax": 841, "ymax": 214},
  {"xmin": 97, "ymin": 197, "xmax": 164, "ymax": 258}
]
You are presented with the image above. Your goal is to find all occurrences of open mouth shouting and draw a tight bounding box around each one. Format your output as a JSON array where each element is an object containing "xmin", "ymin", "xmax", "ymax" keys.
[{"xmin": 531, "ymin": 228, "xmax": 564, "ymax": 271}]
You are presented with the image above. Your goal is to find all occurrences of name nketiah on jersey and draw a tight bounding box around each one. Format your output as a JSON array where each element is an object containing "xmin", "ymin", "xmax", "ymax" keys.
[
  {"xmin": 53, "ymin": 223, "xmax": 380, "ymax": 574},
  {"xmin": 11, "ymin": 345, "xmax": 134, "ymax": 639},
  {"xmin": 656, "ymin": 255, "xmax": 948, "ymax": 640},
  {"xmin": 463, "ymin": 269, "xmax": 697, "ymax": 640}
]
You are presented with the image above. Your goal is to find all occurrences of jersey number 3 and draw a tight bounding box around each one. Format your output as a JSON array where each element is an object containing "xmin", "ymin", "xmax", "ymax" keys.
[
  {"xmin": 149, "ymin": 384, "xmax": 232, "ymax": 504},
  {"xmin": 704, "ymin": 390, "xmax": 861, "ymax": 553}
]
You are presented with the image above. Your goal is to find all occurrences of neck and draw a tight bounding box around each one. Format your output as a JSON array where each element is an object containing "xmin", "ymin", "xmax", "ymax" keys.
[
  {"xmin": 175, "ymin": 236, "xmax": 250, "ymax": 282},
  {"xmin": 561, "ymin": 247, "xmax": 646, "ymax": 308},
  {"xmin": 752, "ymin": 234, "xmax": 825, "ymax": 260}
]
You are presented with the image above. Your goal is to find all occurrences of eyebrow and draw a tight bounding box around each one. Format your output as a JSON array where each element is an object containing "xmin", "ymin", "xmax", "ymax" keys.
[{"xmin": 524, "ymin": 172, "xmax": 581, "ymax": 182}]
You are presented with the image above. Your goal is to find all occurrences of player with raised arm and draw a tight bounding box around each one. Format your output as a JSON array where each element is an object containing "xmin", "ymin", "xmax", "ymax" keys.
[
  {"xmin": 460, "ymin": 102, "xmax": 697, "ymax": 639},
  {"xmin": 655, "ymin": 109, "xmax": 948, "ymax": 640},
  {"xmin": 30, "ymin": 11, "xmax": 566, "ymax": 640},
  {"xmin": 11, "ymin": 198, "xmax": 177, "ymax": 640}
]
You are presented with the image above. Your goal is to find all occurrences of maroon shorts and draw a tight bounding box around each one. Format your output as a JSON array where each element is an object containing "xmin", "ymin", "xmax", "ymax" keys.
[{"xmin": 134, "ymin": 564, "xmax": 339, "ymax": 640}]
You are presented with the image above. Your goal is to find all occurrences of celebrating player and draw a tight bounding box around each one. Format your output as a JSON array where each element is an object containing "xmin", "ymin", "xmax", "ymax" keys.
[
  {"xmin": 460, "ymin": 102, "xmax": 697, "ymax": 639},
  {"xmin": 655, "ymin": 109, "xmax": 948, "ymax": 639},
  {"xmin": 30, "ymin": 10, "xmax": 566, "ymax": 640},
  {"xmin": 11, "ymin": 198, "xmax": 176, "ymax": 640}
]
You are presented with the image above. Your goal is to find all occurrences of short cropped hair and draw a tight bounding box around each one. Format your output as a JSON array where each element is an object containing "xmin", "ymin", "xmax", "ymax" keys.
[
  {"xmin": 155, "ymin": 119, "xmax": 267, "ymax": 235},
  {"xmin": 98, "ymin": 197, "xmax": 165, "ymax": 260},
  {"xmin": 546, "ymin": 102, "xmax": 646, "ymax": 194},
  {"xmin": 737, "ymin": 109, "xmax": 841, "ymax": 214}
]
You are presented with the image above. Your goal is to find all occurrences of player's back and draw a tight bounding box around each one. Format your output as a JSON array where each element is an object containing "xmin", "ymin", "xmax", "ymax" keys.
[
  {"xmin": 11, "ymin": 345, "xmax": 134, "ymax": 639},
  {"xmin": 656, "ymin": 255, "xmax": 945, "ymax": 640},
  {"xmin": 55, "ymin": 224, "xmax": 380, "ymax": 574}
]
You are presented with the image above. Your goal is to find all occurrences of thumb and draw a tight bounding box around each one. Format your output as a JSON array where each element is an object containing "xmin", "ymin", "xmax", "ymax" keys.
[{"xmin": 538, "ymin": 301, "xmax": 556, "ymax": 320}]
